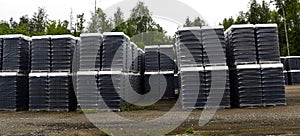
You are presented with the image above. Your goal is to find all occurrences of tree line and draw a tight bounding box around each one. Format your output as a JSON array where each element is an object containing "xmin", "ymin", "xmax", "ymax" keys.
[
  {"xmin": 0, "ymin": 2, "xmax": 172, "ymax": 48},
  {"xmin": 0, "ymin": 0, "xmax": 299, "ymax": 54},
  {"xmin": 220, "ymin": 0, "xmax": 300, "ymax": 56}
]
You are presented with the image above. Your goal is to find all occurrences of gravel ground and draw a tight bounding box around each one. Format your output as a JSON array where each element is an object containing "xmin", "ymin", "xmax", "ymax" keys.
[{"xmin": 0, "ymin": 86, "xmax": 300, "ymax": 136}]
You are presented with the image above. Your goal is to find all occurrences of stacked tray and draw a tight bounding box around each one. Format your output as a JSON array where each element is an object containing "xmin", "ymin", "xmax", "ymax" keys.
[
  {"xmin": 79, "ymin": 33, "xmax": 103, "ymax": 71},
  {"xmin": 225, "ymin": 24, "xmax": 257, "ymax": 66},
  {"xmin": 0, "ymin": 72, "xmax": 28, "ymax": 111},
  {"xmin": 176, "ymin": 27, "xmax": 203, "ymax": 67},
  {"xmin": 260, "ymin": 64, "xmax": 286, "ymax": 106},
  {"xmin": 48, "ymin": 73, "xmax": 76, "ymax": 111},
  {"xmin": 229, "ymin": 64, "xmax": 263, "ymax": 107},
  {"xmin": 255, "ymin": 24, "xmax": 280, "ymax": 63},
  {"xmin": 205, "ymin": 66, "xmax": 230, "ymax": 108},
  {"xmin": 29, "ymin": 73, "xmax": 49, "ymax": 111},
  {"xmin": 97, "ymin": 71, "xmax": 122, "ymax": 111},
  {"xmin": 159, "ymin": 45, "xmax": 175, "ymax": 71},
  {"xmin": 202, "ymin": 27, "xmax": 227, "ymax": 65},
  {"xmin": 144, "ymin": 46, "xmax": 160, "ymax": 72},
  {"xmin": 1, "ymin": 35, "xmax": 30, "ymax": 73},
  {"xmin": 51, "ymin": 35, "xmax": 76, "ymax": 72},
  {"xmin": 76, "ymin": 71, "xmax": 100, "ymax": 110},
  {"xmin": 31, "ymin": 36, "xmax": 51, "ymax": 72},
  {"xmin": 102, "ymin": 32, "xmax": 129, "ymax": 71}
]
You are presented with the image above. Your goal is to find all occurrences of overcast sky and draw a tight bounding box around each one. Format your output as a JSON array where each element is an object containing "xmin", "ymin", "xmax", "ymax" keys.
[{"xmin": 0, "ymin": 0, "xmax": 265, "ymax": 35}]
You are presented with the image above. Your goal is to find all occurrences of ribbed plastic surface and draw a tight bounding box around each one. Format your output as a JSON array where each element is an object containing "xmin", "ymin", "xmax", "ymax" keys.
[
  {"xmin": 2, "ymin": 35, "xmax": 30, "ymax": 73},
  {"xmin": 79, "ymin": 33, "xmax": 103, "ymax": 71},
  {"xmin": 230, "ymin": 64, "xmax": 263, "ymax": 107},
  {"xmin": 225, "ymin": 25, "xmax": 257, "ymax": 66},
  {"xmin": 255, "ymin": 24, "xmax": 280, "ymax": 63},
  {"xmin": 102, "ymin": 33, "xmax": 128, "ymax": 71},
  {"xmin": 51, "ymin": 35, "xmax": 76, "ymax": 72},
  {"xmin": 261, "ymin": 64, "xmax": 286, "ymax": 106},
  {"xmin": 0, "ymin": 72, "xmax": 28, "ymax": 111},
  {"xmin": 144, "ymin": 46, "xmax": 160, "ymax": 72},
  {"xmin": 31, "ymin": 36, "xmax": 51, "ymax": 72}
]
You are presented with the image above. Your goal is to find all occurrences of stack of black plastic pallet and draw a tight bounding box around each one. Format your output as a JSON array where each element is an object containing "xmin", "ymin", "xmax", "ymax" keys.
[
  {"xmin": 100, "ymin": 32, "xmax": 130, "ymax": 111},
  {"xmin": 159, "ymin": 45, "xmax": 176, "ymax": 99},
  {"xmin": 256, "ymin": 24, "xmax": 285, "ymax": 106},
  {"xmin": 176, "ymin": 27, "xmax": 230, "ymax": 109},
  {"xmin": 129, "ymin": 42, "xmax": 143, "ymax": 96},
  {"xmin": 202, "ymin": 27, "xmax": 230, "ymax": 108},
  {"xmin": 226, "ymin": 24, "xmax": 286, "ymax": 107},
  {"xmin": 280, "ymin": 57, "xmax": 289, "ymax": 85},
  {"xmin": 226, "ymin": 25, "xmax": 262, "ymax": 107},
  {"xmin": 144, "ymin": 45, "xmax": 176, "ymax": 100},
  {"xmin": 144, "ymin": 46, "xmax": 160, "ymax": 99},
  {"xmin": 285, "ymin": 56, "xmax": 300, "ymax": 85},
  {"xmin": 176, "ymin": 28, "xmax": 205, "ymax": 109},
  {"xmin": 76, "ymin": 33, "xmax": 103, "ymax": 110},
  {"xmin": 0, "ymin": 35, "xmax": 30, "ymax": 111},
  {"xmin": 29, "ymin": 35, "xmax": 77, "ymax": 111}
]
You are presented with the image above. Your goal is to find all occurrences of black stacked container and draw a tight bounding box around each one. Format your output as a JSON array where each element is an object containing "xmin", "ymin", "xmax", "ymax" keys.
[
  {"xmin": 225, "ymin": 24, "xmax": 257, "ymax": 66},
  {"xmin": 229, "ymin": 64, "xmax": 263, "ymax": 107},
  {"xmin": 176, "ymin": 27, "xmax": 203, "ymax": 67},
  {"xmin": 0, "ymin": 72, "xmax": 28, "ymax": 111},
  {"xmin": 102, "ymin": 32, "xmax": 128, "ymax": 71},
  {"xmin": 76, "ymin": 71, "xmax": 100, "ymax": 110},
  {"xmin": 285, "ymin": 56, "xmax": 300, "ymax": 85},
  {"xmin": 260, "ymin": 64, "xmax": 286, "ymax": 106},
  {"xmin": 2, "ymin": 35, "xmax": 30, "ymax": 73},
  {"xmin": 29, "ymin": 35, "xmax": 77, "ymax": 111},
  {"xmin": 51, "ymin": 35, "xmax": 75, "ymax": 72},
  {"xmin": 79, "ymin": 33, "xmax": 103, "ymax": 71},
  {"xmin": 202, "ymin": 26, "xmax": 227, "ymax": 65},
  {"xmin": 31, "ymin": 36, "xmax": 51, "ymax": 72},
  {"xmin": 255, "ymin": 24, "xmax": 281, "ymax": 63},
  {"xmin": 29, "ymin": 73, "xmax": 49, "ymax": 111},
  {"xmin": 144, "ymin": 46, "xmax": 160, "ymax": 72},
  {"xmin": 0, "ymin": 35, "xmax": 30, "ymax": 111}
]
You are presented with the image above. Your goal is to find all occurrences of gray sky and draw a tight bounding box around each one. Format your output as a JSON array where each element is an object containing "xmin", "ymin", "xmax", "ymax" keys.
[{"xmin": 0, "ymin": 0, "xmax": 265, "ymax": 35}]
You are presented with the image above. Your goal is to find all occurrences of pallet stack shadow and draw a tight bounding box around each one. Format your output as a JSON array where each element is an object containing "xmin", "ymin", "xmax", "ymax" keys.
[
  {"xmin": 144, "ymin": 45, "xmax": 176, "ymax": 100},
  {"xmin": 29, "ymin": 35, "xmax": 77, "ymax": 111},
  {"xmin": 0, "ymin": 35, "xmax": 30, "ymax": 111},
  {"xmin": 225, "ymin": 24, "xmax": 285, "ymax": 107},
  {"xmin": 281, "ymin": 56, "xmax": 300, "ymax": 85},
  {"xmin": 175, "ymin": 27, "xmax": 230, "ymax": 109},
  {"xmin": 77, "ymin": 33, "xmax": 143, "ymax": 111}
]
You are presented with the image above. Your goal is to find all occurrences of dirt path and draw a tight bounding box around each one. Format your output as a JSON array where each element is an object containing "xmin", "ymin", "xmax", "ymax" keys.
[{"xmin": 0, "ymin": 86, "xmax": 299, "ymax": 135}]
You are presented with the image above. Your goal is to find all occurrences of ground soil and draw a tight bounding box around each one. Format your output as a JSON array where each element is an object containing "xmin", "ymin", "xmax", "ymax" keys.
[{"xmin": 0, "ymin": 86, "xmax": 300, "ymax": 136}]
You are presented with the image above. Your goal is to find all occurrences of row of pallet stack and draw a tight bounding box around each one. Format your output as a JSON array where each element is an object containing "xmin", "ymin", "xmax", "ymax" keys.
[
  {"xmin": 29, "ymin": 35, "xmax": 77, "ymax": 111},
  {"xmin": 76, "ymin": 33, "xmax": 144, "ymax": 111},
  {"xmin": 144, "ymin": 45, "xmax": 176, "ymax": 100},
  {"xmin": 281, "ymin": 56, "xmax": 300, "ymax": 85},
  {"xmin": 225, "ymin": 24, "xmax": 286, "ymax": 107},
  {"xmin": 0, "ymin": 35, "xmax": 29, "ymax": 111},
  {"xmin": 0, "ymin": 23, "xmax": 289, "ymax": 111},
  {"xmin": 175, "ymin": 26, "xmax": 231, "ymax": 109}
]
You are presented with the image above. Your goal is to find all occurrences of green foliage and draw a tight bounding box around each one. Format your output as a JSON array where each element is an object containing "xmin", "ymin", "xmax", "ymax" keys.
[
  {"xmin": 112, "ymin": 1, "xmax": 173, "ymax": 48},
  {"xmin": 46, "ymin": 20, "xmax": 70, "ymax": 35},
  {"xmin": 87, "ymin": 8, "xmax": 112, "ymax": 33},
  {"xmin": 221, "ymin": 0, "xmax": 300, "ymax": 56},
  {"xmin": 99, "ymin": 129, "xmax": 112, "ymax": 136},
  {"xmin": 74, "ymin": 13, "xmax": 86, "ymax": 37},
  {"xmin": 184, "ymin": 16, "xmax": 206, "ymax": 27},
  {"xmin": 121, "ymin": 104, "xmax": 155, "ymax": 112},
  {"xmin": 113, "ymin": 7, "xmax": 124, "ymax": 27},
  {"xmin": 186, "ymin": 126, "xmax": 195, "ymax": 134}
]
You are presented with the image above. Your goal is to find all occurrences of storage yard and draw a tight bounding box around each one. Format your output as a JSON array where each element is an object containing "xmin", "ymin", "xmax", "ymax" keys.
[
  {"xmin": 0, "ymin": 24, "xmax": 299, "ymax": 135},
  {"xmin": 0, "ymin": 86, "xmax": 299, "ymax": 135}
]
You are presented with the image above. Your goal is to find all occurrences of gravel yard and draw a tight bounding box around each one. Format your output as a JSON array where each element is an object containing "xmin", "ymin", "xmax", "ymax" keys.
[{"xmin": 0, "ymin": 86, "xmax": 300, "ymax": 135}]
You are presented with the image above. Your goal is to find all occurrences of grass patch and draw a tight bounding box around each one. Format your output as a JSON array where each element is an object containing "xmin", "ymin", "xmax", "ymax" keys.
[{"xmin": 121, "ymin": 104, "xmax": 156, "ymax": 112}]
